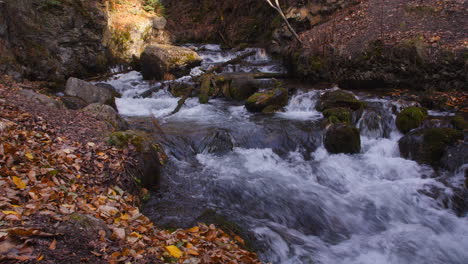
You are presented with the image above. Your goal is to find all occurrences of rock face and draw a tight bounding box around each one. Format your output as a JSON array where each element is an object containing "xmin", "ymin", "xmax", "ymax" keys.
[
  {"xmin": 140, "ymin": 44, "xmax": 202, "ymax": 80},
  {"xmin": 324, "ymin": 124, "xmax": 361, "ymax": 154},
  {"xmin": 398, "ymin": 128, "xmax": 463, "ymax": 166},
  {"xmin": 19, "ymin": 89, "xmax": 64, "ymax": 109},
  {"xmin": 245, "ymin": 88, "xmax": 289, "ymax": 113},
  {"xmin": 82, "ymin": 103, "xmax": 128, "ymax": 131},
  {"xmin": 316, "ymin": 90, "xmax": 365, "ymax": 112},
  {"xmin": 65, "ymin": 78, "xmax": 116, "ymax": 108},
  {"xmin": 396, "ymin": 107, "xmax": 427, "ymax": 134},
  {"xmin": 0, "ymin": 0, "xmax": 109, "ymax": 82}
]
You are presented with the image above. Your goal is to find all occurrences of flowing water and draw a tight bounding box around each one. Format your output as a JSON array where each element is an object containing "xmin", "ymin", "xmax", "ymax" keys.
[{"xmin": 101, "ymin": 45, "xmax": 467, "ymax": 264}]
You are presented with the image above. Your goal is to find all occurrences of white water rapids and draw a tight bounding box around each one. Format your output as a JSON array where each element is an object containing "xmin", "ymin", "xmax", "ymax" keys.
[{"xmin": 101, "ymin": 45, "xmax": 467, "ymax": 264}]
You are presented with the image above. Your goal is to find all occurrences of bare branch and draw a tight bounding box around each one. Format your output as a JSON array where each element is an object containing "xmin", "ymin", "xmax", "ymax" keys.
[{"xmin": 264, "ymin": 0, "xmax": 302, "ymax": 45}]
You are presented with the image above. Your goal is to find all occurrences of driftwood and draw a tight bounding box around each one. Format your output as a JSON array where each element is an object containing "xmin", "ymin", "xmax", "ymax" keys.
[{"xmin": 170, "ymin": 85, "xmax": 195, "ymax": 115}]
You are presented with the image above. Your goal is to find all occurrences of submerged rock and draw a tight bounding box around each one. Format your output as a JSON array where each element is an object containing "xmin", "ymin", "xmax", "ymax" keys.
[
  {"xmin": 316, "ymin": 90, "xmax": 365, "ymax": 112},
  {"xmin": 324, "ymin": 124, "xmax": 361, "ymax": 154},
  {"xmin": 396, "ymin": 106, "xmax": 427, "ymax": 134},
  {"xmin": 65, "ymin": 78, "xmax": 117, "ymax": 109},
  {"xmin": 245, "ymin": 88, "xmax": 289, "ymax": 113},
  {"xmin": 82, "ymin": 103, "xmax": 128, "ymax": 130},
  {"xmin": 140, "ymin": 44, "xmax": 202, "ymax": 80},
  {"xmin": 399, "ymin": 128, "xmax": 463, "ymax": 166}
]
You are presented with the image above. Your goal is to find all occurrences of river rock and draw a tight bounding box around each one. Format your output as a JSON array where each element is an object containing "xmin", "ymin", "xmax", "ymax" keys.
[
  {"xmin": 396, "ymin": 107, "xmax": 427, "ymax": 134},
  {"xmin": 245, "ymin": 88, "xmax": 289, "ymax": 113},
  {"xmin": 19, "ymin": 89, "xmax": 64, "ymax": 109},
  {"xmin": 451, "ymin": 116, "xmax": 468, "ymax": 131},
  {"xmin": 316, "ymin": 90, "xmax": 365, "ymax": 112},
  {"xmin": 60, "ymin": 96, "xmax": 88, "ymax": 110},
  {"xmin": 107, "ymin": 130, "xmax": 166, "ymax": 188},
  {"xmin": 440, "ymin": 142, "xmax": 468, "ymax": 172},
  {"xmin": 140, "ymin": 44, "xmax": 202, "ymax": 80},
  {"xmin": 65, "ymin": 78, "xmax": 116, "ymax": 109},
  {"xmin": 324, "ymin": 124, "xmax": 361, "ymax": 154},
  {"xmin": 82, "ymin": 103, "xmax": 128, "ymax": 130},
  {"xmin": 398, "ymin": 128, "xmax": 463, "ymax": 166}
]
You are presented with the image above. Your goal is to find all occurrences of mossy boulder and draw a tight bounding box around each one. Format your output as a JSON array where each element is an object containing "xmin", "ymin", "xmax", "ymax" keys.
[
  {"xmin": 451, "ymin": 115, "xmax": 468, "ymax": 131},
  {"xmin": 316, "ymin": 90, "xmax": 366, "ymax": 112},
  {"xmin": 107, "ymin": 130, "xmax": 148, "ymax": 151},
  {"xmin": 140, "ymin": 44, "xmax": 202, "ymax": 80},
  {"xmin": 399, "ymin": 127, "xmax": 463, "ymax": 166},
  {"xmin": 107, "ymin": 130, "xmax": 167, "ymax": 189},
  {"xmin": 245, "ymin": 88, "xmax": 289, "ymax": 113},
  {"xmin": 222, "ymin": 76, "xmax": 260, "ymax": 101},
  {"xmin": 324, "ymin": 124, "xmax": 361, "ymax": 154},
  {"xmin": 396, "ymin": 107, "xmax": 428, "ymax": 134},
  {"xmin": 323, "ymin": 107, "xmax": 352, "ymax": 124},
  {"xmin": 169, "ymin": 82, "xmax": 195, "ymax": 97}
]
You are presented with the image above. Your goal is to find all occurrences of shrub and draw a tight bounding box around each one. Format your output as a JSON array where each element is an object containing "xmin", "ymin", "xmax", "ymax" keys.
[{"xmin": 143, "ymin": 0, "xmax": 164, "ymax": 14}]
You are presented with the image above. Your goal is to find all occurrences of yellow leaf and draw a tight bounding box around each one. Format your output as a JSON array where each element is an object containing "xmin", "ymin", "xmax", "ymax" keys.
[
  {"xmin": 120, "ymin": 213, "xmax": 130, "ymax": 220},
  {"xmin": 165, "ymin": 245, "xmax": 183, "ymax": 258},
  {"xmin": 187, "ymin": 226, "xmax": 199, "ymax": 233},
  {"xmin": 25, "ymin": 153, "xmax": 34, "ymax": 160},
  {"xmin": 2, "ymin": 210, "xmax": 20, "ymax": 216},
  {"xmin": 12, "ymin": 176, "xmax": 26, "ymax": 189}
]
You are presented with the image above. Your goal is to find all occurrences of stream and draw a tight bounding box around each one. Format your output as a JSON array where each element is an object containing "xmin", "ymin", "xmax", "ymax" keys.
[{"xmin": 101, "ymin": 45, "xmax": 467, "ymax": 264}]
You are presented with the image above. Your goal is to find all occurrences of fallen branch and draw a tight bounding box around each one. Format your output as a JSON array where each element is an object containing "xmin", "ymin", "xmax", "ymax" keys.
[{"xmin": 169, "ymin": 85, "xmax": 195, "ymax": 115}]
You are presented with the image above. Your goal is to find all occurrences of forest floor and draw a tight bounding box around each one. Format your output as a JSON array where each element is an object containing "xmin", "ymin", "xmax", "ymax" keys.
[
  {"xmin": 0, "ymin": 76, "xmax": 261, "ymax": 264},
  {"xmin": 300, "ymin": 0, "xmax": 467, "ymax": 54}
]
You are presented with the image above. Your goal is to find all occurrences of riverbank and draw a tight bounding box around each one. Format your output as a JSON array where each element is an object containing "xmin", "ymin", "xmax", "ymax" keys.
[{"xmin": 0, "ymin": 77, "xmax": 261, "ymax": 263}]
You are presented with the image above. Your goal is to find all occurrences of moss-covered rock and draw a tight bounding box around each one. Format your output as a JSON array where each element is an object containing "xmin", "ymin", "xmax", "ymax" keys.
[
  {"xmin": 396, "ymin": 106, "xmax": 427, "ymax": 134},
  {"xmin": 199, "ymin": 74, "xmax": 214, "ymax": 104},
  {"xmin": 316, "ymin": 90, "xmax": 366, "ymax": 112},
  {"xmin": 323, "ymin": 107, "xmax": 352, "ymax": 124},
  {"xmin": 107, "ymin": 130, "xmax": 148, "ymax": 151},
  {"xmin": 399, "ymin": 127, "xmax": 463, "ymax": 166},
  {"xmin": 324, "ymin": 124, "xmax": 361, "ymax": 154},
  {"xmin": 108, "ymin": 130, "xmax": 167, "ymax": 189},
  {"xmin": 245, "ymin": 88, "xmax": 288, "ymax": 113},
  {"xmin": 140, "ymin": 44, "xmax": 202, "ymax": 80},
  {"xmin": 451, "ymin": 115, "xmax": 468, "ymax": 131}
]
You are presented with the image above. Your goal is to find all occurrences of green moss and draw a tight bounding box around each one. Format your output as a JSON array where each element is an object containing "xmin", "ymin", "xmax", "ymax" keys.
[
  {"xmin": 317, "ymin": 90, "xmax": 366, "ymax": 111},
  {"xmin": 396, "ymin": 107, "xmax": 427, "ymax": 134},
  {"xmin": 323, "ymin": 107, "xmax": 352, "ymax": 124},
  {"xmin": 111, "ymin": 27, "xmax": 132, "ymax": 53},
  {"xmin": 451, "ymin": 116, "xmax": 468, "ymax": 131},
  {"xmin": 199, "ymin": 74, "xmax": 213, "ymax": 104},
  {"xmin": 423, "ymin": 128, "xmax": 463, "ymax": 165},
  {"xmin": 107, "ymin": 131, "xmax": 147, "ymax": 151}
]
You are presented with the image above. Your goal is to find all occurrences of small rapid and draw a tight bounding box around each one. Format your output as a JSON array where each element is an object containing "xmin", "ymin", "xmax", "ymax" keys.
[{"xmin": 101, "ymin": 45, "xmax": 467, "ymax": 264}]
